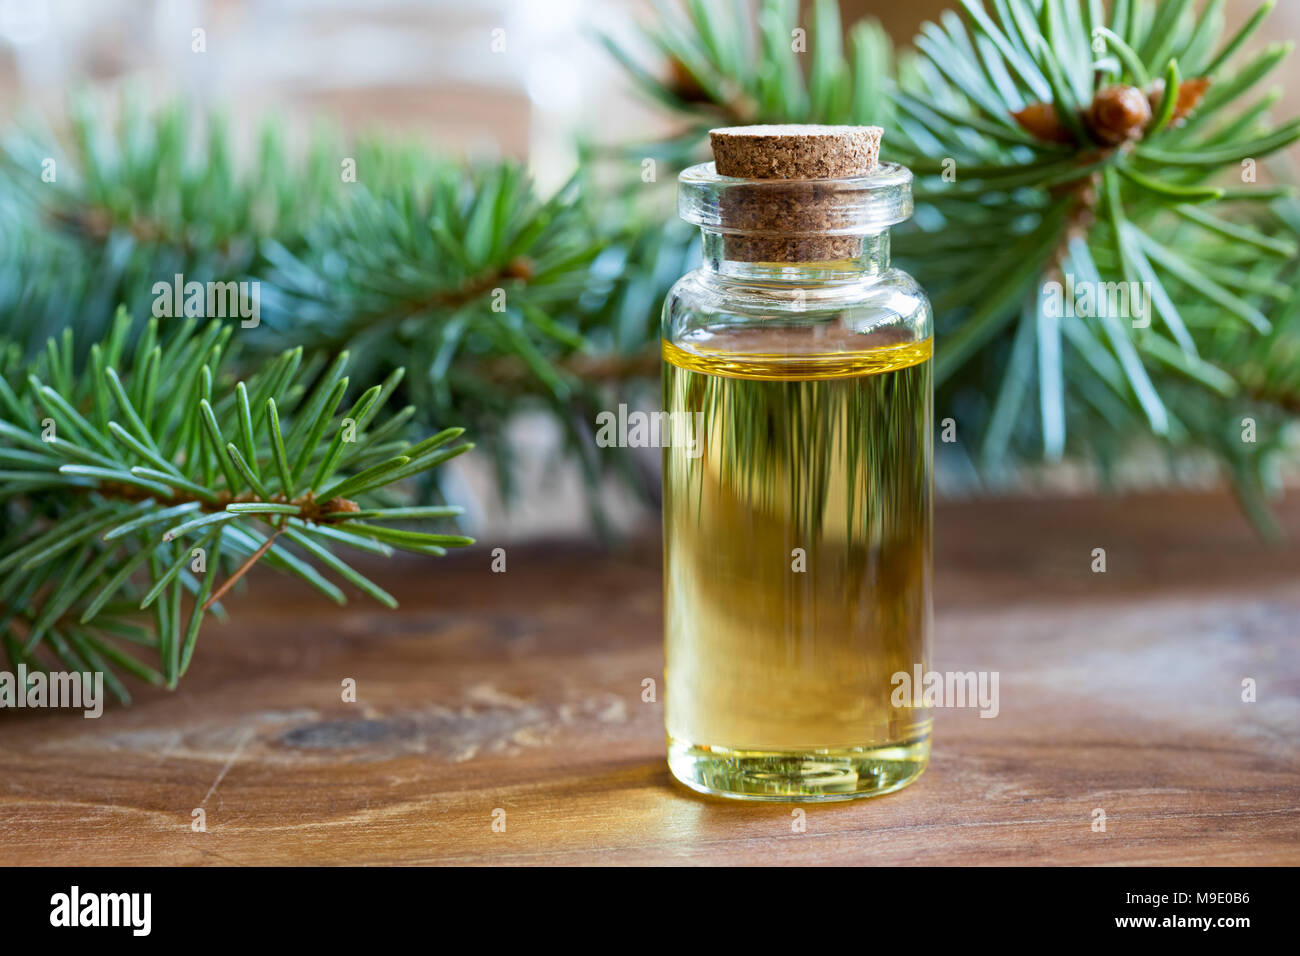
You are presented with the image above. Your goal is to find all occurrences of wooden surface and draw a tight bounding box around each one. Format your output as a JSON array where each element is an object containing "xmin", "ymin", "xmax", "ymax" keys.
[{"xmin": 2, "ymin": 489, "xmax": 1299, "ymax": 866}]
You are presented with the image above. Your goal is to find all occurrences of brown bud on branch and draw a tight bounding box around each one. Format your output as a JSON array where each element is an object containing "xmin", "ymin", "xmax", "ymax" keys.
[
  {"xmin": 1009, "ymin": 77, "xmax": 1211, "ymax": 149},
  {"xmin": 1085, "ymin": 85, "xmax": 1152, "ymax": 146},
  {"xmin": 1147, "ymin": 77, "xmax": 1213, "ymax": 129}
]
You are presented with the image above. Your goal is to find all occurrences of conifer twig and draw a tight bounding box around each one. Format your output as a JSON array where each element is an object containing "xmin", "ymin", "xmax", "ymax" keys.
[{"xmin": 0, "ymin": 312, "xmax": 475, "ymax": 700}]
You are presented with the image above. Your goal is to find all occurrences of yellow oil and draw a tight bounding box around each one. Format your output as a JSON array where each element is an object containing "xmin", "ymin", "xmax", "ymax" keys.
[{"xmin": 662, "ymin": 330, "xmax": 932, "ymax": 800}]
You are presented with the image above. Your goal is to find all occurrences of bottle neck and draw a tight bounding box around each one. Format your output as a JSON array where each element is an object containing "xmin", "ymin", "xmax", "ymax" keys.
[{"xmin": 699, "ymin": 229, "xmax": 891, "ymax": 283}]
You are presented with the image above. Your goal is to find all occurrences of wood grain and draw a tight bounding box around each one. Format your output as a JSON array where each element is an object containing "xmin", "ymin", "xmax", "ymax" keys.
[{"xmin": 2, "ymin": 489, "xmax": 1298, "ymax": 866}]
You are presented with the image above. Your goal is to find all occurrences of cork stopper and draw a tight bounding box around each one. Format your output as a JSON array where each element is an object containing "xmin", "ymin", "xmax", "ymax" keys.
[
  {"xmin": 705, "ymin": 124, "xmax": 886, "ymax": 263},
  {"xmin": 710, "ymin": 124, "xmax": 883, "ymax": 180}
]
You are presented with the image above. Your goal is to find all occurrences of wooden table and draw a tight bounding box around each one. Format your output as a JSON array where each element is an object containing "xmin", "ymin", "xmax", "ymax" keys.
[{"xmin": 2, "ymin": 490, "xmax": 1298, "ymax": 865}]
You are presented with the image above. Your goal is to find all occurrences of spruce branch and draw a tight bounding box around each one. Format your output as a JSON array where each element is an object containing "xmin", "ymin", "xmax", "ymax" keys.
[
  {"xmin": 2, "ymin": 97, "xmax": 658, "ymax": 510},
  {"xmin": 0, "ymin": 312, "xmax": 473, "ymax": 701},
  {"xmin": 600, "ymin": 0, "xmax": 893, "ymax": 166},
  {"xmin": 889, "ymin": 0, "xmax": 1300, "ymax": 511}
]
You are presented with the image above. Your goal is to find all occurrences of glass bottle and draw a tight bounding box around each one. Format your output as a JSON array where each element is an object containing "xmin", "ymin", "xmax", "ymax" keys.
[{"xmin": 661, "ymin": 151, "xmax": 933, "ymax": 801}]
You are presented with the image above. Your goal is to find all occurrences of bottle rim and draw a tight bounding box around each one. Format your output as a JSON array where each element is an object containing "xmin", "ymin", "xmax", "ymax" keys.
[{"xmin": 678, "ymin": 161, "xmax": 914, "ymax": 235}]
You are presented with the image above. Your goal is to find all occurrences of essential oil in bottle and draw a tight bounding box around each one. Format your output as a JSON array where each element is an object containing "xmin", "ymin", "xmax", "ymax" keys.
[{"xmin": 661, "ymin": 125, "xmax": 933, "ymax": 801}]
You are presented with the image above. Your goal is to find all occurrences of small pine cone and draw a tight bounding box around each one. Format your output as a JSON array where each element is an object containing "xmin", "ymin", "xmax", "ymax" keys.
[{"xmin": 1086, "ymin": 85, "xmax": 1152, "ymax": 146}]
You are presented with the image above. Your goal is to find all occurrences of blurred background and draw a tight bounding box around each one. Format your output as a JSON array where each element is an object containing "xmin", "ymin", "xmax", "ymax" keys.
[
  {"xmin": 2, "ymin": 0, "xmax": 1298, "ymax": 539},
  {"xmin": 2, "ymin": 1, "xmax": 1295, "ymax": 163}
]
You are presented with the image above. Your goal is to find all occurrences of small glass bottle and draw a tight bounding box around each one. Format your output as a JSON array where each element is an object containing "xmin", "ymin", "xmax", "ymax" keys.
[{"xmin": 661, "ymin": 126, "xmax": 932, "ymax": 801}]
